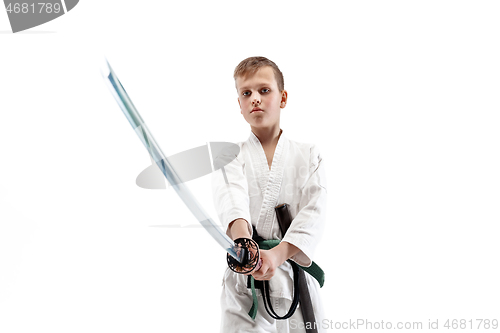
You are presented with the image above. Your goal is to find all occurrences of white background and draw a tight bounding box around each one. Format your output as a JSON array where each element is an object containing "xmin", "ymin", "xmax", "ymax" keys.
[{"xmin": 1, "ymin": 1, "xmax": 499, "ymax": 332}]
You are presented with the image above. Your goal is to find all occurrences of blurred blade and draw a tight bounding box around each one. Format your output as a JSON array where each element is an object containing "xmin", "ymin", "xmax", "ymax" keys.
[{"xmin": 101, "ymin": 59, "xmax": 242, "ymax": 263}]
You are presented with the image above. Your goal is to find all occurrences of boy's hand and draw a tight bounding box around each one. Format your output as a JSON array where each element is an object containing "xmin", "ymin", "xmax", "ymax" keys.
[
  {"xmin": 251, "ymin": 241, "xmax": 300, "ymax": 280},
  {"xmin": 250, "ymin": 248, "xmax": 282, "ymax": 280},
  {"xmin": 228, "ymin": 219, "xmax": 301, "ymax": 279}
]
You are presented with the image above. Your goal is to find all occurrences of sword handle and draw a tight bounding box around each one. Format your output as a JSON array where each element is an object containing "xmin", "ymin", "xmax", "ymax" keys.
[{"xmin": 227, "ymin": 238, "xmax": 261, "ymax": 274}]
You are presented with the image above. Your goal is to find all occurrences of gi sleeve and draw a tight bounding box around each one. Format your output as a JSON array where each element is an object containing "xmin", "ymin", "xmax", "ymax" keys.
[
  {"xmin": 211, "ymin": 145, "xmax": 253, "ymax": 239},
  {"xmin": 282, "ymin": 144, "xmax": 327, "ymax": 267}
]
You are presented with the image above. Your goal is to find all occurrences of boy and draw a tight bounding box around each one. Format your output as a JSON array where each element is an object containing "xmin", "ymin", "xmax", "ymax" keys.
[{"xmin": 212, "ymin": 57, "xmax": 327, "ymax": 332}]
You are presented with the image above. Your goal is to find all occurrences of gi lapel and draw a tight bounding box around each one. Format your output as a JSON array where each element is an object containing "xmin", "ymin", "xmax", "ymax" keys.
[{"xmin": 248, "ymin": 131, "xmax": 289, "ymax": 240}]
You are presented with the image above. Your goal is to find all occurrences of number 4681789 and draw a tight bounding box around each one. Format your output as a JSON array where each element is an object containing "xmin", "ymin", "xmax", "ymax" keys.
[
  {"xmin": 6, "ymin": 3, "xmax": 62, "ymax": 14},
  {"xmin": 444, "ymin": 319, "xmax": 498, "ymax": 330}
]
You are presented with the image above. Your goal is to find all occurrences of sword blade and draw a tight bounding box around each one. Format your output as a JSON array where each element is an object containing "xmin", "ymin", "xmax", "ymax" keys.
[{"xmin": 101, "ymin": 59, "xmax": 243, "ymax": 263}]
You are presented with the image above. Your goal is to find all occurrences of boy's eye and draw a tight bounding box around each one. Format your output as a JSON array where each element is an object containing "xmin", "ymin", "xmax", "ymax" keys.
[
  {"xmin": 242, "ymin": 91, "xmax": 251, "ymax": 96},
  {"xmin": 261, "ymin": 88, "xmax": 270, "ymax": 93}
]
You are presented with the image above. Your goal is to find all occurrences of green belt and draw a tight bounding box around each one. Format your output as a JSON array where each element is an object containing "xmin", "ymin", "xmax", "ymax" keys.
[{"xmin": 247, "ymin": 239, "xmax": 325, "ymax": 319}]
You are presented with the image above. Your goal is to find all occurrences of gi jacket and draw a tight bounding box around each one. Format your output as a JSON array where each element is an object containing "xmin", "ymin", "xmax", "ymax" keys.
[{"xmin": 212, "ymin": 131, "xmax": 327, "ymax": 301}]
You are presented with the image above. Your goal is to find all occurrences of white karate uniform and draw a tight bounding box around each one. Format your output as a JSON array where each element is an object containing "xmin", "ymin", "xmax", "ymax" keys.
[{"xmin": 212, "ymin": 131, "xmax": 327, "ymax": 333}]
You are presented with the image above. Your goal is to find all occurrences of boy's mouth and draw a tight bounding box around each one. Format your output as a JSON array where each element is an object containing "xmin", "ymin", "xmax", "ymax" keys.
[{"xmin": 251, "ymin": 107, "xmax": 263, "ymax": 113}]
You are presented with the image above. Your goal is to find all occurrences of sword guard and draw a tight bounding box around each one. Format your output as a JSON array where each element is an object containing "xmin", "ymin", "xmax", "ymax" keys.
[{"xmin": 227, "ymin": 238, "xmax": 260, "ymax": 274}]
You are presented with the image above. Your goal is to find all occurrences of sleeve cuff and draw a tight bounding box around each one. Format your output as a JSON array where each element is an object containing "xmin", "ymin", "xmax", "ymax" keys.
[
  {"xmin": 225, "ymin": 216, "xmax": 253, "ymax": 239},
  {"xmin": 281, "ymin": 236, "xmax": 313, "ymax": 267}
]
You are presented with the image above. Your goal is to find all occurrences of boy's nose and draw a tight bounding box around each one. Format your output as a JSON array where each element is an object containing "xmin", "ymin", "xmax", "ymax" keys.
[{"xmin": 252, "ymin": 96, "xmax": 261, "ymax": 105}]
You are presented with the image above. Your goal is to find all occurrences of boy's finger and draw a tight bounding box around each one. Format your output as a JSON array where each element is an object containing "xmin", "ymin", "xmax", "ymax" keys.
[{"xmin": 254, "ymin": 258, "xmax": 263, "ymax": 271}]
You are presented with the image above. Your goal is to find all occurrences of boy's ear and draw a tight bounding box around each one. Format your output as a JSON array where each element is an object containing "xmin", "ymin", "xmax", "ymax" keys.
[
  {"xmin": 238, "ymin": 98, "xmax": 242, "ymax": 113},
  {"xmin": 280, "ymin": 90, "xmax": 288, "ymax": 108}
]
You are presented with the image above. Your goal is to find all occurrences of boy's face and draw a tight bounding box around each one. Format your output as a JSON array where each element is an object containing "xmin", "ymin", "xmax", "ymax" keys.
[{"xmin": 236, "ymin": 66, "xmax": 287, "ymax": 132}]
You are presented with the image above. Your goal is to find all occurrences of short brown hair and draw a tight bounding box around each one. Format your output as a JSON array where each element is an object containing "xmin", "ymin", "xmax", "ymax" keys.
[{"xmin": 234, "ymin": 56, "xmax": 284, "ymax": 91}]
